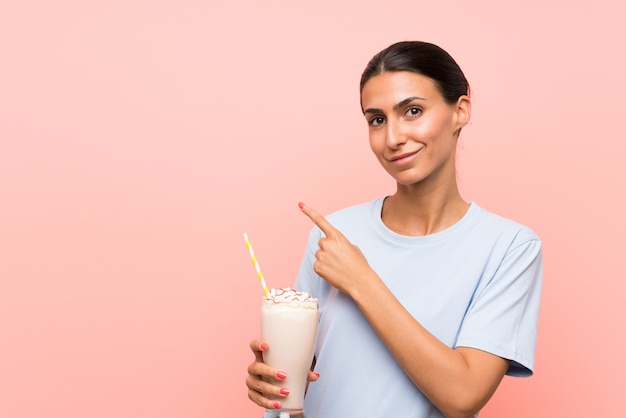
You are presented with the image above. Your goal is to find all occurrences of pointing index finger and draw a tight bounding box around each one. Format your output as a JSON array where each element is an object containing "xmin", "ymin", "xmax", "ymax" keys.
[{"xmin": 298, "ymin": 202, "xmax": 339, "ymax": 238}]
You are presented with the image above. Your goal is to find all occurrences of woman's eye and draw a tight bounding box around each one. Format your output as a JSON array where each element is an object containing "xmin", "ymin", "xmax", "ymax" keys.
[
  {"xmin": 369, "ymin": 116, "xmax": 385, "ymax": 126},
  {"xmin": 406, "ymin": 107, "xmax": 421, "ymax": 117}
]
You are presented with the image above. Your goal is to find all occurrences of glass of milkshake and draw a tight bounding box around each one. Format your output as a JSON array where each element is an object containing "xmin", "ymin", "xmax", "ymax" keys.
[{"xmin": 262, "ymin": 288, "xmax": 318, "ymax": 417}]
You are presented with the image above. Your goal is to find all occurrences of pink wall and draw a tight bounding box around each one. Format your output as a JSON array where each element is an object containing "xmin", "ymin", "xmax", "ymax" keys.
[{"xmin": 1, "ymin": 1, "xmax": 624, "ymax": 417}]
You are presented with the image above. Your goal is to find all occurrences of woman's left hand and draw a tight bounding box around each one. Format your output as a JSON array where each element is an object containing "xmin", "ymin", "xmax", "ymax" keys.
[{"xmin": 299, "ymin": 202, "xmax": 376, "ymax": 295}]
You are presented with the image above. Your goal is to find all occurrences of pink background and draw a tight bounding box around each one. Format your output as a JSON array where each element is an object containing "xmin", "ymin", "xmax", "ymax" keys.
[{"xmin": 1, "ymin": 1, "xmax": 625, "ymax": 417}]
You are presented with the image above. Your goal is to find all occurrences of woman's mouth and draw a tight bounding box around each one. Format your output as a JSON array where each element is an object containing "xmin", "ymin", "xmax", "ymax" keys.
[{"xmin": 388, "ymin": 149, "xmax": 422, "ymax": 165}]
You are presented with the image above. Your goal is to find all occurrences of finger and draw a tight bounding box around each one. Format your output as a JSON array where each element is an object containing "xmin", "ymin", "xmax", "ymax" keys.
[
  {"xmin": 248, "ymin": 359, "xmax": 288, "ymax": 382},
  {"xmin": 250, "ymin": 339, "xmax": 268, "ymax": 362},
  {"xmin": 246, "ymin": 375, "xmax": 286, "ymax": 410},
  {"xmin": 298, "ymin": 202, "xmax": 340, "ymax": 238},
  {"xmin": 247, "ymin": 388, "xmax": 282, "ymax": 410},
  {"xmin": 248, "ymin": 341, "xmax": 289, "ymax": 383},
  {"xmin": 307, "ymin": 370, "xmax": 320, "ymax": 382}
]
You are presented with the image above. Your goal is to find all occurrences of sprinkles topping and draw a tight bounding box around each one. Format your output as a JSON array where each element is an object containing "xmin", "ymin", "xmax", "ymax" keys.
[{"xmin": 266, "ymin": 287, "xmax": 314, "ymax": 302}]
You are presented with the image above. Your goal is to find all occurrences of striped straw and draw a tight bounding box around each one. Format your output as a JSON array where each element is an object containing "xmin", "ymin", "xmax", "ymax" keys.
[{"xmin": 243, "ymin": 233, "xmax": 270, "ymax": 298}]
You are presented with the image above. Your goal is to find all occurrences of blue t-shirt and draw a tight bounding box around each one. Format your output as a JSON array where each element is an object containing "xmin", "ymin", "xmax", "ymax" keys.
[{"xmin": 267, "ymin": 198, "xmax": 543, "ymax": 418}]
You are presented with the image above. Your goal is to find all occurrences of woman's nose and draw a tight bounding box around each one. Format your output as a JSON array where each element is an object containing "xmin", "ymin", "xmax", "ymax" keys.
[{"xmin": 386, "ymin": 120, "xmax": 407, "ymax": 148}]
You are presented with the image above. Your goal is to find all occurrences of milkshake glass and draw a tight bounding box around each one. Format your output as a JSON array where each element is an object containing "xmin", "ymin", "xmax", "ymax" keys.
[{"xmin": 261, "ymin": 288, "xmax": 318, "ymax": 417}]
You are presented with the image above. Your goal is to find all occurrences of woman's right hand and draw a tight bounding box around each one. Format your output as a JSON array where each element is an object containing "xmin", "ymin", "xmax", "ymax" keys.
[{"xmin": 246, "ymin": 339, "xmax": 320, "ymax": 410}]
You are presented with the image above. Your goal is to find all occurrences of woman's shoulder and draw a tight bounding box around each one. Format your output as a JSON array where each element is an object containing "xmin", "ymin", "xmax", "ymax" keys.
[{"xmin": 470, "ymin": 203, "xmax": 541, "ymax": 244}]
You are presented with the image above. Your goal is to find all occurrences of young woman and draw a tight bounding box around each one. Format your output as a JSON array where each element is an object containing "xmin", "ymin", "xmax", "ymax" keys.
[{"xmin": 246, "ymin": 41, "xmax": 543, "ymax": 418}]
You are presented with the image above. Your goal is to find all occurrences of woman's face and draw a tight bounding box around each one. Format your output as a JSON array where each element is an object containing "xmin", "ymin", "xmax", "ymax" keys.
[{"xmin": 360, "ymin": 71, "xmax": 470, "ymax": 187}]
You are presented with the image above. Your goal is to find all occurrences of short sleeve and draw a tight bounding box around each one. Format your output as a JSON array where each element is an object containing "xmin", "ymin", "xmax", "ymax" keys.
[{"xmin": 455, "ymin": 237, "xmax": 543, "ymax": 377}]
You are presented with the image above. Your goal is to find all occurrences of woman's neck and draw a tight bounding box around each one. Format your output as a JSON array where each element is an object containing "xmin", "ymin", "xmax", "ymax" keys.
[{"xmin": 381, "ymin": 183, "xmax": 469, "ymax": 236}]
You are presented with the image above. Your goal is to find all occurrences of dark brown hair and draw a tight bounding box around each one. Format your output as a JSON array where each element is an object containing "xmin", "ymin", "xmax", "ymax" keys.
[{"xmin": 360, "ymin": 41, "xmax": 470, "ymax": 104}]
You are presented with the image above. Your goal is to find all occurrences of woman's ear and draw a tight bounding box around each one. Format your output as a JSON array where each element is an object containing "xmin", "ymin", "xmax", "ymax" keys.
[{"xmin": 453, "ymin": 95, "xmax": 471, "ymax": 134}]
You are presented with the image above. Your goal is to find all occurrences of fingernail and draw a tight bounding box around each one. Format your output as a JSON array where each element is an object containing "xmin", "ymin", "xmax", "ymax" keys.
[
  {"xmin": 313, "ymin": 372, "xmax": 320, "ymax": 378},
  {"xmin": 298, "ymin": 202, "xmax": 305, "ymax": 209},
  {"xmin": 273, "ymin": 402, "xmax": 280, "ymax": 409},
  {"xmin": 279, "ymin": 387, "xmax": 290, "ymax": 395},
  {"xmin": 259, "ymin": 342, "xmax": 268, "ymax": 350},
  {"xmin": 276, "ymin": 371, "xmax": 287, "ymax": 379}
]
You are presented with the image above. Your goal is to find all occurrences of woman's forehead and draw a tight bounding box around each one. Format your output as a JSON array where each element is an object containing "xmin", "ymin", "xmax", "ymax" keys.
[{"xmin": 361, "ymin": 71, "xmax": 440, "ymax": 106}]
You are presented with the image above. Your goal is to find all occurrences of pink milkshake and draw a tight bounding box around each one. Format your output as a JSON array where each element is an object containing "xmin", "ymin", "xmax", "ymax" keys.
[{"xmin": 262, "ymin": 288, "xmax": 318, "ymax": 414}]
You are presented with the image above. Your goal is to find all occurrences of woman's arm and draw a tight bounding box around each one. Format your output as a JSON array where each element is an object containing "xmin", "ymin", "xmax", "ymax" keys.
[{"xmin": 353, "ymin": 273, "xmax": 508, "ymax": 418}]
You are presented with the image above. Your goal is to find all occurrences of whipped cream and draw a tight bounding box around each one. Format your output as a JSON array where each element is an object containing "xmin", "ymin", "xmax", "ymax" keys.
[{"xmin": 266, "ymin": 287, "xmax": 315, "ymax": 303}]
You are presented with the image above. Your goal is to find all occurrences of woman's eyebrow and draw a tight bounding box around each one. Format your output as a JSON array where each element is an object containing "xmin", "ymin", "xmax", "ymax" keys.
[
  {"xmin": 363, "ymin": 96, "xmax": 426, "ymax": 115},
  {"xmin": 393, "ymin": 96, "xmax": 426, "ymax": 111}
]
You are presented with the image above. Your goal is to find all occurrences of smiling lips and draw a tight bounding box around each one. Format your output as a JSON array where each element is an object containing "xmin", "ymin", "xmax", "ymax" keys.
[{"xmin": 387, "ymin": 147, "xmax": 423, "ymax": 165}]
